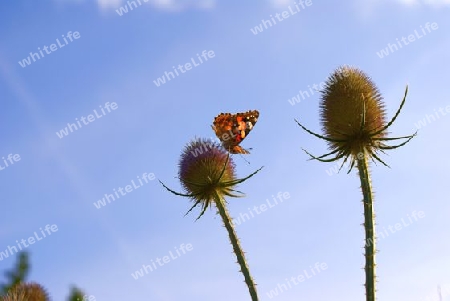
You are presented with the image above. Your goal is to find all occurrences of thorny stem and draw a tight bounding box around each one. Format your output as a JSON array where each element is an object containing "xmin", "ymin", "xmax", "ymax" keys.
[
  {"xmin": 357, "ymin": 149, "xmax": 377, "ymax": 301},
  {"xmin": 213, "ymin": 191, "xmax": 259, "ymax": 301}
]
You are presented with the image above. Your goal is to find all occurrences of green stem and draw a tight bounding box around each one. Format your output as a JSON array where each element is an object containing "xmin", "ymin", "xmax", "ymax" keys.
[
  {"xmin": 357, "ymin": 150, "xmax": 376, "ymax": 301},
  {"xmin": 213, "ymin": 191, "xmax": 259, "ymax": 301}
]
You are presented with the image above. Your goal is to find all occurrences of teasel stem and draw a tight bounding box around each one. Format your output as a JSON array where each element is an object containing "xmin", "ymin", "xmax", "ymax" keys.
[
  {"xmin": 297, "ymin": 66, "xmax": 415, "ymax": 301},
  {"xmin": 213, "ymin": 191, "xmax": 259, "ymax": 301},
  {"xmin": 357, "ymin": 149, "xmax": 376, "ymax": 301}
]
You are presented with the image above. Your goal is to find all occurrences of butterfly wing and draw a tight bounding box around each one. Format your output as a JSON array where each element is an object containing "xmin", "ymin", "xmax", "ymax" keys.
[{"xmin": 212, "ymin": 110, "xmax": 259, "ymax": 154}]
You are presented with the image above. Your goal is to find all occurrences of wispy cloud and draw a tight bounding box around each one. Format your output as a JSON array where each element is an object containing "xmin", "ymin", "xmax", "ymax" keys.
[
  {"xmin": 97, "ymin": 0, "xmax": 124, "ymax": 9},
  {"xmin": 0, "ymin": 48, "xmax": 137, "ymax": 276},
  {"xmin": 397, "ymin": 0, "xmax": 450, "ymax": 6},
  {"xmin": 354, "ymin": 0, "xmax": 449, "ymax": 20},
  {"xmin": 269, "ymin": 0, "xmax": 296, "ymax": 8},
  {"xmin": 54, "ymin": 0, "xmax": 216, "ymax": 12}
]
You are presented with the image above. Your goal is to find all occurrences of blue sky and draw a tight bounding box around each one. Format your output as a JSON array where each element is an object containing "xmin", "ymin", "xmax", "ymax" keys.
[{"xmin": 1, "ymin": 0, "xmax": 449, "ymax": 300}]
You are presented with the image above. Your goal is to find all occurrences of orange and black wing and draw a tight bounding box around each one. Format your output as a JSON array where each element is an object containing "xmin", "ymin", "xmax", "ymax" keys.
[{"xmin": 211, "ymin": 110, "xmax": 259, "ymax": 154}]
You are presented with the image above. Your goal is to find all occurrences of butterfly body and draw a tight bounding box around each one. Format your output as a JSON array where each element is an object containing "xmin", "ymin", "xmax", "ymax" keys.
[{"xmin": 211, "ymin": 110, "xmax": 259, "ymax": 154}]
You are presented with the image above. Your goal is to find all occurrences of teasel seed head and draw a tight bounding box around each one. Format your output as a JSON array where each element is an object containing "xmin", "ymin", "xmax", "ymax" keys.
[
  {"xmin": 160, "ymin": 138, "xmax": 262, "ymax": 219},
  {"xmin": 296, "ymin": 65, "xmax": 416, "ymax": 171},
  {"xmin": 3, "ymin": 282, "xmax": 50, "ymax": 301}
]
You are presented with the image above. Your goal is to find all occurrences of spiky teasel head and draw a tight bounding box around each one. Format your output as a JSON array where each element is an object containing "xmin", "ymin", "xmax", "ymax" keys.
[
  {"xmin": 296, "ymin": 66, "xmax": 416, "ymax": 171},
  {"xmin": 160, "ymin": 138, "xmax": 262, "ymax": 220},
  {"xmin": 3, "ymin": 282, "xmax": 50, "ymax": 301},
  {"xmin": 321, "ymin": 67, "xmax": 386, "ymax": 163}
]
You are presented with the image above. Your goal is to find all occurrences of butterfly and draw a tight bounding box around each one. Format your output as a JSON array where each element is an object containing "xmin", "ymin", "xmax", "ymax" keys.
[{"xmin": 211, "ymin": 110, "xmax": 259, "ymax": 154}]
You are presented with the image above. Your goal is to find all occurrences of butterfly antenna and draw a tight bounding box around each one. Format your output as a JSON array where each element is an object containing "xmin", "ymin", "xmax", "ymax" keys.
[{"xmin": 239, "ymin": 153, "xmax": 251, "ymax": 165}]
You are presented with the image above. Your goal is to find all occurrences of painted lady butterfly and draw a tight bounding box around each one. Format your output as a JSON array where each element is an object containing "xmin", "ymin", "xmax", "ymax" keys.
[{"xmin": 211, "ymin": 110, "xmax": 259, "ymax": 154}]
